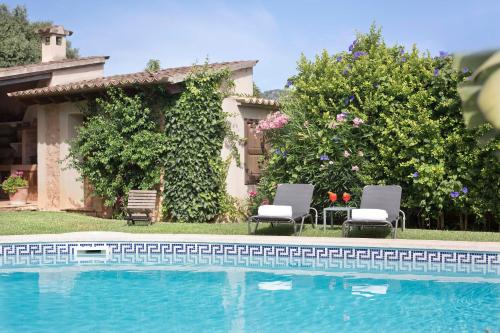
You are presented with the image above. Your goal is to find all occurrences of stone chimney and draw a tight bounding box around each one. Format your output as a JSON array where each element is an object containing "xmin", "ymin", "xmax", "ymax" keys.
[{"xmin": 37, "ymin": 25, "xmax": 73, "ymax": 62}]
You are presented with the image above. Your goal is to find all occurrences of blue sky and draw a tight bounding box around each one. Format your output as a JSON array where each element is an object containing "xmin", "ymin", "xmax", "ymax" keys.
[{"xmin": 4, "ymin": 0, "xmax": 499, "ymax": 90}]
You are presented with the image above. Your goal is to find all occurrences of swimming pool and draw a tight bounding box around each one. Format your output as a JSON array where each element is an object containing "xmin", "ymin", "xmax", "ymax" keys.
[{"xmin": 0, "ymin": 235, "xmax": 499, "ymax": 332}]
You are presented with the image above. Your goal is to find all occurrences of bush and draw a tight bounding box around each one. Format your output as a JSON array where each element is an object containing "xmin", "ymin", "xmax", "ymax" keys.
[
  {"xmin": 68, "ymin": 88, "xmax": 168, "ymax": 209},
  {"xmin": 256, "ymin": 25, "xmax": 499, "ymax": 228}
]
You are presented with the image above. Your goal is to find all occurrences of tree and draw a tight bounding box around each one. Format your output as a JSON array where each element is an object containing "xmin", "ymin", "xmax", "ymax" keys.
[
  {"xmin": 145, "ymin": 59, "xmax": 161, "ymax": 72},
  {"xmin": 0, "ymin": 4, "xmax": 79, "ymax": 68}
]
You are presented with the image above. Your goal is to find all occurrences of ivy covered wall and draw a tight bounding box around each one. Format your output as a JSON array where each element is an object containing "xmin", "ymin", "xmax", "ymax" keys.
[{"xmin": 68, "ymin": 68, "xmax": 236, "ymax": 222}]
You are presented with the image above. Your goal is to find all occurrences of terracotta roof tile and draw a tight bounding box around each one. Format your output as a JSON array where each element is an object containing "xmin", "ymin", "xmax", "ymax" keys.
[
  {"xmin": 0, "ymin": 56, "xmax": 109, "ymax": 76},
  {"xmin": 8, "ymin": 60, "xmax": 258, "ymax": 98},
  {"xmin": 235, "ymin": 96, "xmax": 280, "ymax": 108}
]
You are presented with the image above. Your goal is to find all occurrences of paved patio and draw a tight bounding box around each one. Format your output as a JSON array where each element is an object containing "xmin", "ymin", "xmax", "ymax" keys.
[{"xmin": 0, "ymin": 200, "xmax": 38, "ymax": 212}]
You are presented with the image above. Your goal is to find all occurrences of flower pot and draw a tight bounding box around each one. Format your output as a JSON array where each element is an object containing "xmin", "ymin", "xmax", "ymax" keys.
[{"xmin": 9, "ymin": 186, "xmax": 28, "ymax": 205}]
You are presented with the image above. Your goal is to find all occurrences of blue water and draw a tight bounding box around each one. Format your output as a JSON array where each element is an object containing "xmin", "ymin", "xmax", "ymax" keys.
[{"xmin": 0, "ymin": 259, "xmax": 498, "ymax": 332}]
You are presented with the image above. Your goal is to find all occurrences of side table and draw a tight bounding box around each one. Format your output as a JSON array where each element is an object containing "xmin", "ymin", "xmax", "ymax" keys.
[{"xmin": 323, "ymin": 206, "xmax": 353, "ymax": 231}]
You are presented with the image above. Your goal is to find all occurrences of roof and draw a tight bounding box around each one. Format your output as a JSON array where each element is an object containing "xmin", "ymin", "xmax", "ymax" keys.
[
  {"xmin": 37, "ymin": 25, "xmax": 73, "ymax": 36},
  {"xmin": 8, "ymin": 60, "xmax": 258, "ymax": 99},
  {"xmin": 0, "ymin": 56, "xmax": 109, "ymax": 80},
  {"xmin": 235, "ymin": 96, "xmax": 280, "ymax": 109}
]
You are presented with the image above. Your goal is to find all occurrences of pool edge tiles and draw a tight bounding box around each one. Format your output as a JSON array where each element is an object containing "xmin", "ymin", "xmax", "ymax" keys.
[{"xmin": 0, "ymin": 235, "xmax": 499, "ymax": 276}]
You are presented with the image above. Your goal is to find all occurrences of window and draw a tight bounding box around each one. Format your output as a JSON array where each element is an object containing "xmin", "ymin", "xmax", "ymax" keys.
[
  {"xmin": 56, "ymin": 36, "xmax": 62, "ymax": 45},
  {"xmin": 45, "ymin": 36, "xmax": 50, "ymax": 45},
  {"xmin": 244, "ymin": 119, "xmax": 267, "ymax": 185}
]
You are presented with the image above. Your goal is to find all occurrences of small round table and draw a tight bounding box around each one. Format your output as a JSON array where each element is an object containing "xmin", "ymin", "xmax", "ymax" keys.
[{"xmin": 323, "ymin": 206, "xmax": 353, "ymax": 231}]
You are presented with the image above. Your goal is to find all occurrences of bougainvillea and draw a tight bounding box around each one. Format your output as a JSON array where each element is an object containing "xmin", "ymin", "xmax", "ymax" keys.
[{"xmin": 254, "ymin": 25, "xmax": 499, "ymax": 229}]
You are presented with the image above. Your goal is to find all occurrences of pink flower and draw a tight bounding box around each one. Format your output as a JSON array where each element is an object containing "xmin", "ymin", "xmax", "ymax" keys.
[
  {"xmin": 358, "ymin": 150, "xmax": 364, "ymax": 157},
  {"xmin": 303, "ymin": 120, "xmax": 309, "ymax": 128},
  {"xmin": 256, "ymin": 112, "xmax": 290, "ymax": 133},
  {"xmin": 343, "ymin": 150, "xmax": 350, "ymax": 158},
  {"xmin": 248, "ymin": 190, "xmax": 257, "ymax": 198},
  {"xmin": 15, "ymin": 170, "xmax": 24, "ymax": 177},
  {"xmin": 336, "ymin": 113, "xmax": 347, "ymax": 122},
  {"xmin": 352, "ymin": 117, "xmax": 364, "ymax": 128},
  {"xmin": 351, "ymin": 165, "xmax": 359, "ymax": 172}
]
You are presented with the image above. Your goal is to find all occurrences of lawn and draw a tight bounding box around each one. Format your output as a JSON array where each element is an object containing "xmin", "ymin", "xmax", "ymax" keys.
[{"xmin": 0, "ymin": 211, "xmax": 499, "ymax": 242}]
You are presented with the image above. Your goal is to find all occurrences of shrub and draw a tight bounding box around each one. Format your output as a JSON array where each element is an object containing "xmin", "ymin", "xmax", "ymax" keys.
[{"xmin": 257, "ymin": 25, "xmax": 499, "ymax": 228}]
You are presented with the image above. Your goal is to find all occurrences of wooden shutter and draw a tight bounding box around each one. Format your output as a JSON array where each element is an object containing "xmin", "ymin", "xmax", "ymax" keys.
[{"xmin": 244, "ymin": 119, "xmax": 267, "ymax": 185}]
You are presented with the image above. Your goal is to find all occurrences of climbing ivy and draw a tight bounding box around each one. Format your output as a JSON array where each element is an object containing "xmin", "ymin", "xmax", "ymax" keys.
[{"xmin": 162, "ymin": 68, "xmax": 234, "ymax": 222}]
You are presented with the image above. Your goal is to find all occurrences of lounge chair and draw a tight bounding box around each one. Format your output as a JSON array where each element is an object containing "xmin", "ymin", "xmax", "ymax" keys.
[
  {"xmin": 125, "ymin": 190, "xmax": 157, "ymax": 225},
  {"xmin": 342, "ymin": 185, "xmax": 404, "ymax": 239},
  {"xmin": 248, "ymin": 184, "xmax": 317, "ymax": 236}
]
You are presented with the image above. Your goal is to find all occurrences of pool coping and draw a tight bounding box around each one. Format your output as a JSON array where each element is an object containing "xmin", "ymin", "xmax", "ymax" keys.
[{"xmin": 0, "ymin": 232, "xmax": 499, "ymax": 252}]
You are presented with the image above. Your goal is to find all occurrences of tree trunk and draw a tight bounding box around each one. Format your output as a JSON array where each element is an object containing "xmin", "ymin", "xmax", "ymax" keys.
[
  {"xmin": 459, "ymin": 213, "xmax": 464, "ymax": 231},
  {"xmin": 464, "ymin": 213, "xmax": 468, "ymax": 231}
]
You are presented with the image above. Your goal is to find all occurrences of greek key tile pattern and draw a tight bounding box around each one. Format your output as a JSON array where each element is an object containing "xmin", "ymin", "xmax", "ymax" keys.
[{"xmin": 0, "ymin": 242, "xmax": 499, "ymax": 275}]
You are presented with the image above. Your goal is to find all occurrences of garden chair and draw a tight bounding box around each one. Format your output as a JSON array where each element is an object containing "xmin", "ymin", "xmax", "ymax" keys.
[
  {"xmin": 125, "ymin": 190, "xmax": 157, "ymax": 225},
  {"xmin": 248, "ymin": 184, "xmax": 317, "ymax": 236},
  {"xmin": 342, "ymin": 185, "xmax": 404, "ymax": 239}
]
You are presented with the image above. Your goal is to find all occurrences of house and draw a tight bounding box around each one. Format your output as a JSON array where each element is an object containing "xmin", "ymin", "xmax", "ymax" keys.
[{"xmin": 0, "ymin": 25, "xmax": 277, "ymax": 215}]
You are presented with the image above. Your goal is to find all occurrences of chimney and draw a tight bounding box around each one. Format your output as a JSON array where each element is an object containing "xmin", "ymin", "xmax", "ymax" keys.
[{"xmin": 37, "ymin": 25, "xmax": 73, "ymax": 62}]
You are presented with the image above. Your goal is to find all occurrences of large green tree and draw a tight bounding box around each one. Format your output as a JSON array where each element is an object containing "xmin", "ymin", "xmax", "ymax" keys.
[{"xmin": 0, "ymin": 4, "xmax": 78, "ymax": 68}]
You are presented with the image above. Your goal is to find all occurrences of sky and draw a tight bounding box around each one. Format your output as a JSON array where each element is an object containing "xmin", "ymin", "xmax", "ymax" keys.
[{"xmin": 3, "ymin": 0, "xmax": 500, "ymax": 91}]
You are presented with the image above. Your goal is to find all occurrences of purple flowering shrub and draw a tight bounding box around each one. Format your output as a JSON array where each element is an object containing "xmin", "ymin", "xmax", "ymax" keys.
[{"xmin": 255, "ymin": 25, "xmax": 499, "ymax": 228}]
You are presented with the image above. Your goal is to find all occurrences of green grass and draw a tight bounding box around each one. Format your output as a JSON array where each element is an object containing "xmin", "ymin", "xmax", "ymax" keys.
[{"xmin": 0, "ymin": 211, "xmax": 499, "ymax": 242}]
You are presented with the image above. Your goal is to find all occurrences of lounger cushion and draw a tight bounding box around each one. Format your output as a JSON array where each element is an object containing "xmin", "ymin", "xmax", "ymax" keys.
[
  {"xmin": 351, "ymin": 209, "xmax": 388, "ymax": 221},
  {"xmin": 258, "ymin": 205, "xmax": 293, "ymax": 218}
]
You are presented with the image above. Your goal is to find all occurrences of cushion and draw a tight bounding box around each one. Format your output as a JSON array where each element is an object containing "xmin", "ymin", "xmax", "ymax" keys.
[
  {"xmin": 258, "ymin": 205, "xmax": 293, "ymax": 218},
  {"xmin": 351, "ymin": 209, "xmax": 388, "ymax": 221}
]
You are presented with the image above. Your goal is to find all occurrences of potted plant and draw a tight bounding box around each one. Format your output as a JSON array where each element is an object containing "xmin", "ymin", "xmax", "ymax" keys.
[{"xmin": 1, "ymin": 171, "xmax": 29, "ymax": 205}]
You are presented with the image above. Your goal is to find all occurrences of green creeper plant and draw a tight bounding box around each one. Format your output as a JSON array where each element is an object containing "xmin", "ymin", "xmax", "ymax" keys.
[{"xmin": 162, "ymin": 68, "xmax": 234, "ymax": 222}]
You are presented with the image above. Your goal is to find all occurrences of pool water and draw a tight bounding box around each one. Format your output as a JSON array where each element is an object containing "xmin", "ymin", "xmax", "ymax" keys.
[{"xmin": 0, "ymin": 259, "xmax": 498, "ymax": 332}]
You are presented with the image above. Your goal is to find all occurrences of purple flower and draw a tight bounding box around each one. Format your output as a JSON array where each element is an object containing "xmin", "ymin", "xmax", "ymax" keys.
[
  {"xmin": 439, "ymin": 51, "xmax": 449, "ymax": 58},
  {"xmin": 275, "ymin": 148, "xmax": 282, "ymax": 155},
  {"xmin": 462, "ymin": 187, "xmax": 468, "ymax": 194},
  {"xmin": 348, "ymin": 39, "xmax": 358, "ymax": 52},
  {"xmin": 399, "ymin": 48, "xmax": 405, "ymax": 55},
  {"xmin": 285, "ymin": 79, "xmax": 293, "ymax": 88},
  {"xmin": 450, "ymin": 191, "xmax": 460, "ymax": 198},
  {"xmin": 342, "ymin": 69, "xmax": 349, "ymax": 75},
  {"xmin": 353, "ymin": 51, "xmax": 367, "ymax": 60},
  {"xmin": 344, "ymin": 95, "xmax": 355, "ymax": 105},
  {"xmin": 462, "ymin": 67, "xmax": 469, "ymax": 74},
  {"xmin": 336, "ymin": 56, "xmax": 342, "ymax": 62},
  {"xmin": 412, "ymin": 172, "xmax": 419, "ymax": 178},
  {"xmin": 434, "ymin": 68, "xmax": 439, "ymax": 77},
  {"xmin": 320, "ymin": 154, "xmax": 330, "ymax": 161},
  {"xmin": 401, "ymin": 57, "xmax": 406, "ymax": 63}
]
